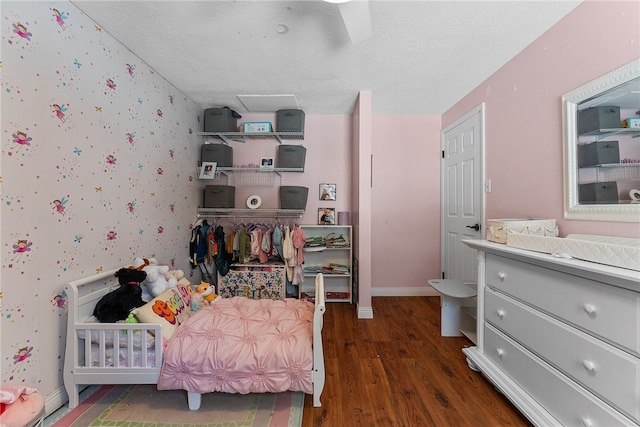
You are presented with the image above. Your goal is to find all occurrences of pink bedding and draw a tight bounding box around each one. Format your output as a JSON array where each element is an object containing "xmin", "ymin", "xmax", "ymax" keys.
[{"xmin": 157, "ymin": 296, "xmax": 314, "ymax": 395}]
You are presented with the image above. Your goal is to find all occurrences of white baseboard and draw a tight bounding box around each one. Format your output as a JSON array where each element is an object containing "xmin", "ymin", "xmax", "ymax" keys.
[
  {"xmin": 45, "ymin": 386, "xmax": 68, "ymax": 417},
  {"xmin": 372, "ymin": 286, "xmax": 438, "ymax": 297},
  {"xmin": 356, "ymin": 304, "xmax": 374, "ymax": 319}
]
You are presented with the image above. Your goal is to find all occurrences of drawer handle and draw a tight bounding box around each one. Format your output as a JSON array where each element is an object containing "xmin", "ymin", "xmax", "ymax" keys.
[
  {"xmin": 496, "ymin": 309, "xmax": 505, "ymax": 319},
  {"xmin": 582, "ymin": 303, "xmax": 596, "ymax": 316},
  {"xmin": 497, "ymin": 272, "xmax": 506, "ymax": 281},
  {"xmin": 496, "ymin": 348, "xmax": 505, "ymax": 359},
  {"xmin": 582, "ymin": 360, "xmax": 596, "ymax": 373},
  {"xmin": 581, "ymin": 416, "xmax": 594, "ymax": 427}
]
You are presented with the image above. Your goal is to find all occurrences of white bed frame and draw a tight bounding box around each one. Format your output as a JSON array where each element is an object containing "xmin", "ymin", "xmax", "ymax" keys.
[{"xmin": 63, "ymin": 267, "xmax": 326, "ymax": 410}]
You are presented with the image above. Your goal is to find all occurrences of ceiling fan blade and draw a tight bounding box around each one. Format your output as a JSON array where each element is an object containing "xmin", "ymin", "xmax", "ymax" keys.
[{"xmin": 338, "ymin": 0, "xmax": 372, "ymax": 44}]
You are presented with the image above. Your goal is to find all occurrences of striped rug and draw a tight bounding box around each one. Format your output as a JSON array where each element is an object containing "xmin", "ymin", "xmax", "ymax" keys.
[{"xmin": 46, "ymin": 384, "xmax": 303, "ymax": 427}]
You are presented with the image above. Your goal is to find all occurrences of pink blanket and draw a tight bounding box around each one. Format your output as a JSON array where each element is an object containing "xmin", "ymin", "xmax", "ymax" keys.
[{"xmin": 157, "ymin": 297, "xmax": 314, "ymax": 395}]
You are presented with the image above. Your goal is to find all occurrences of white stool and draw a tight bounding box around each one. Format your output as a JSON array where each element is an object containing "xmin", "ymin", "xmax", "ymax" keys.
[{"xmin": 428, "ymin": 279, "xmax": 477, "ymax": 340}]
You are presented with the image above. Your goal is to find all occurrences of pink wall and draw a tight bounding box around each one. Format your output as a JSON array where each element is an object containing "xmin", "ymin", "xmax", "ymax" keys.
[
  {"xmin": 371, "ymin": 115, "xmax": 442, "ymax": 289},
  {"xmin": 443, "ymin": 0, "xmax": 640, "ymax": 238},
  {"xmin": 232, "ymin": 112, "xmax": 443, "ymax": 296},
  {"xmin": 228, "ymin": 113, "xmax": 352, "ymax": 226}
]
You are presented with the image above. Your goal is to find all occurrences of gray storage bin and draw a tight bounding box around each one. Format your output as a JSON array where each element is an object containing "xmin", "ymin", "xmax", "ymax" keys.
[
  {"xmin": 203, "ymin": 185, "xmax": 235, "ymax": 208},
  {"xmin": 280, "ymin": 186, "xmax": 308, "ymax": 210},
  {"xmin": 577, "ymin": 106, "xmax": 621, "ymax": 135},
  {"xmin": 201, "ymin": 144, "xmax": 233, "ymax": 168},
  {"xmin": 277, "ymin": 145, "xmax": 306, "ymax": 170},
  {"xmin": 578, "ymin": 141, "xmax": 619, "ymax": 168},
  {"xmin": 579, "ymin": 181, "xmax": 618, "ymax": 204},
  {"xmin": 204, "ymin": 108, "xmax": 238, "ymax": 132},
  {"xmin": 277, "ymin": 109, "xmax": 305, "ymax": 139}
]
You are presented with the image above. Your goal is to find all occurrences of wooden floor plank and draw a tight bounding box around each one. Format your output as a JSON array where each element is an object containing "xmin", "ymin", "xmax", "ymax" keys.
[{"xmin": 302, "ymin": 296, "xmax": 533, "ymax": 427}]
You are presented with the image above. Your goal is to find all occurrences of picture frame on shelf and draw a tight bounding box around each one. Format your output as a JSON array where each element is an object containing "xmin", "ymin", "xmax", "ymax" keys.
[
  {"xmin": 259, "ymin": 157, "xmax": 274, "ymax": 169},
  {"xmin": 199, "ymin": 161, "xmax": 217, "ymax": 179},
  {"xmin": 318, "ymin": 208, "xmax": 336, "ymax": 225},
  {"xmin": 319, "ymin": 183, "xmax": 336, "ymax": 201}
]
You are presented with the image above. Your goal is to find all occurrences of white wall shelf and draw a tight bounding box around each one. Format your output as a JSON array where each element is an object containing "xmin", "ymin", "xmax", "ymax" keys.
[
  {"xmin": 197, "ymin": 208, "xmax": 304, "ymax": 219},
  {"xmin": 197, "ymin": 167, "xmax": 303, "ymax": 186},
  {"xmin": 197, "ymin": 131, "xmax": 304, "ymax": 144},
  {"xmin": 578, "ymin": 162, "xmax": 640, "ymax": 183},
  {"xmin": 579, "ymin": 127, "xmax": 640, "ymax": 140}
]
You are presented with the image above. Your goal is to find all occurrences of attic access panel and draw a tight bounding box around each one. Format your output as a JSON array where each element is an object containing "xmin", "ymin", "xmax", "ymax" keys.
[{"xmin": 237, "ymin": 94, "xmax": 299, "ymax": 112}]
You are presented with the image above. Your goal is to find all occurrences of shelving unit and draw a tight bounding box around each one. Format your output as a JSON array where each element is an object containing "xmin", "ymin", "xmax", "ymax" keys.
[
  {"xmin": 577, "ymin": 124, "xmax": 640, "ymax": 203},
  {"xmin": 197, "ymin": 131, "xmax": 304, "ymax": 144},
  {"xmin": 579, "ymin": 162, "xmax": 640, "ymax": 184},
  {"xmin": 198, "ymin": 166, "xmax": 304, "ymax": 186},
  {"xmin": 197, "ymin": 137, "xmax": 307, "ymax": 215},
  {"xmin": 221, "ymin": 167, "xmax": 303, "ymax": 186},
  {"xmin": 579, "ymin": 127, "xmax": 640, "ymax": 139},
  {"xmin": 300, "ymin": 225, "xmax": 352, "ymax": 303},
  {"xmin": 197, "ymin": 207, "xmax": 304, "ymax": 220}
]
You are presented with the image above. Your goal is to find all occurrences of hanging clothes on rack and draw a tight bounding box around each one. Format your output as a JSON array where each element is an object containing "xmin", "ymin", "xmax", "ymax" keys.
[
  {"xmin": 291, "ymin": 225, "xmax": 306, "ymax": 287},
  {"xmin": 238, "ymin": 225, "xmax": 251, "ymax": 263},
  {"xmin": 226, "ymin": 231, "xmax": 236, "ymax": 261},
  {"xmin": 213, "ymin": 225, "xmax": 232, "ymax": 277},
  {"xmin": 282, "ymin": 225, "xmax": 294, "ymax": 282},
  {"xmin": 292, "ymin": 226, "xmax": 306, "ymax": 266},
  {"xmin": 189, "ymin": 219, "xmax": 216, "ymax": 286},
  {"xmin": 272, "ymin": 224, "xmax": 283, "ymax": 260}
]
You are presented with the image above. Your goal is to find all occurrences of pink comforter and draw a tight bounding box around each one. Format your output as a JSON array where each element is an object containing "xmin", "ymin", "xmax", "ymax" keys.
[{"xmin": 157, "ymin": 297, "xmax": 314, "ymax": 395}]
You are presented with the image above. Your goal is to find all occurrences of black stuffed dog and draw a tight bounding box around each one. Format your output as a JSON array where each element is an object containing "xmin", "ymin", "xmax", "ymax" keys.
[{"xmin": 93, "ymin": 268, "xmax": 147, "ymax": 323}]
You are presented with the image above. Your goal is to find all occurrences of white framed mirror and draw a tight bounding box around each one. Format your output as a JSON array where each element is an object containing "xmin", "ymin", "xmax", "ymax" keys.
[{"xmin": 562, "ymin": 58, "xmax": 640, "ymax": 222}]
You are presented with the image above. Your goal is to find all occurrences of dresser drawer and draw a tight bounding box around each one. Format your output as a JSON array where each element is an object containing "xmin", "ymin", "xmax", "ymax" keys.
[
  {"xmin": 486, "ymin": 288, "xmax": 640, "ymax": 423},
  {"xmin": 484, "ymin": 323, "xmax": 637, "ymax": 427},
  {"xmin": 486, "ymin": 253, "xmax": 640, "ymax": 355}
]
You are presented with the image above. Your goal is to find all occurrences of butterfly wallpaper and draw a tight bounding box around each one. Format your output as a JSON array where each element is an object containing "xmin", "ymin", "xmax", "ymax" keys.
[{"xmin": 1, "ymin": 1, "xmax": 201, "ymax": 395}]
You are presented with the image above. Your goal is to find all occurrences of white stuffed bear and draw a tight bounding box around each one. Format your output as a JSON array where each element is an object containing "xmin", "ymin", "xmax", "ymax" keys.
[
  {"xmin": 131, "ymin": 257, "xmax": 176, "ymax": 301},
  {"xmin": 164, "ymin": 269, "xmax": 185, "ymax": 283}
]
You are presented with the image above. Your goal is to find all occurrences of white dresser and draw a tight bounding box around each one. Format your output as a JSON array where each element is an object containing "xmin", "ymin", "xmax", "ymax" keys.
[{"xmin": 462, "ymin": 240, "xmax": 640, "ymax": 427}]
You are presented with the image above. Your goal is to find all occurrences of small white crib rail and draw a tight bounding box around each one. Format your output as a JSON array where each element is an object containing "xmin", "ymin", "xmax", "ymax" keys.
[{"xmin": 63, "ymin": 267, "xmax": 164, "ymax": 409}]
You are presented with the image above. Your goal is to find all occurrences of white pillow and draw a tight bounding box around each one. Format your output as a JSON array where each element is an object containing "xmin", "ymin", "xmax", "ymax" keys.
[{"xmin": 132, "ymin": 285, "xmax": 191, "ymax": 341}]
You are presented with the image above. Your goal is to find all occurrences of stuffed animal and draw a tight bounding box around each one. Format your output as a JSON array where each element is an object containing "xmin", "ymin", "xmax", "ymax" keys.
[
  {"xmin": 131, "ymin": 257, "xmax": 175, "ymax": 301},
  {"xmin": 196, "ymin": 281, "xmax": 217, "ymax": 303},
  {"xmin": 190, "ymin": 293, "xmax": 207, "ymax": 311},
  {"xmin": 164, "ymin": 269, "xmax": 184, "ymax": 283},
  {"xmin": 176, "ymin": 291, "xmax": 209, "ymax": 324},
  {"xmin": 130, "ymin": 257, "xmax": 156, "ymax": 271},
  {"xmin": 93, "ymin": 268, "xmax": 147, "ymax": 323}
]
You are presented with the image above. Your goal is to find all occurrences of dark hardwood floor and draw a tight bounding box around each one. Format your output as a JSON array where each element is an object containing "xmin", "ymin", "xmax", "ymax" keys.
[{"xmin": 302, "ymin": 296, "xmax": 533, "ymax": 427}]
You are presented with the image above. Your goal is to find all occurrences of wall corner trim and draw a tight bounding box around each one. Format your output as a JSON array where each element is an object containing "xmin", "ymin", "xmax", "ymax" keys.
[{"xmin": 356, "ymin": 305, "xmax": 374, "ymax": 319}]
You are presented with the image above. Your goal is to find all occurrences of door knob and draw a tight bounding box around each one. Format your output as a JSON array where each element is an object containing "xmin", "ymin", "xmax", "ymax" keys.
[{"xmin": 466, "ymin": 223, "xmax": 480, "ymax": 231}]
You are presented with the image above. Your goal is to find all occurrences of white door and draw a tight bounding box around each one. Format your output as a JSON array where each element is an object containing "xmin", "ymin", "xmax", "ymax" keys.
[{"xmin": 440, "ymin": 105, "xmax": 485, "ymax": 282}]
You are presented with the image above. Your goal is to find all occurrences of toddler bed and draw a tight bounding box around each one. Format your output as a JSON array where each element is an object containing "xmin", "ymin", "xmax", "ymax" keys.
[{"xmin": 63, "ymin": 267, "xmax": 326, "ymax": 410}]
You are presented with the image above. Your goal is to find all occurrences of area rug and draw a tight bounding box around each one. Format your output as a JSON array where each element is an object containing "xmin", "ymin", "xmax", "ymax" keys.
[{"xmin": 48, "ymin": 384, "xmax": 304, "ymax": 427}]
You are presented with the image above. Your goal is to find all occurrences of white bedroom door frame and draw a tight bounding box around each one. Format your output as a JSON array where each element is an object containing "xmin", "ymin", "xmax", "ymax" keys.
[{"xmin": 440, "ymin": 104, "xmax": 485, "ymax": 283}]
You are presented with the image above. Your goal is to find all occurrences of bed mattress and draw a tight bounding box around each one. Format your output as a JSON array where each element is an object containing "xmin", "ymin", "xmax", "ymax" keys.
[
  {"xmin": 157, "ymin": 296, "xmax": 314, "ymax": 395},
  {"xmin": 506, "ymin": 232, "xmax": 640, "ymax": 271}
]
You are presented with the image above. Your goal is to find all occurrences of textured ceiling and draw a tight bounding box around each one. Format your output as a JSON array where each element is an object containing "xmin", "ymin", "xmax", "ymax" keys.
[{"xmin": 71, "ymin": 0, "xmax": 582, "ymax": 115}]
